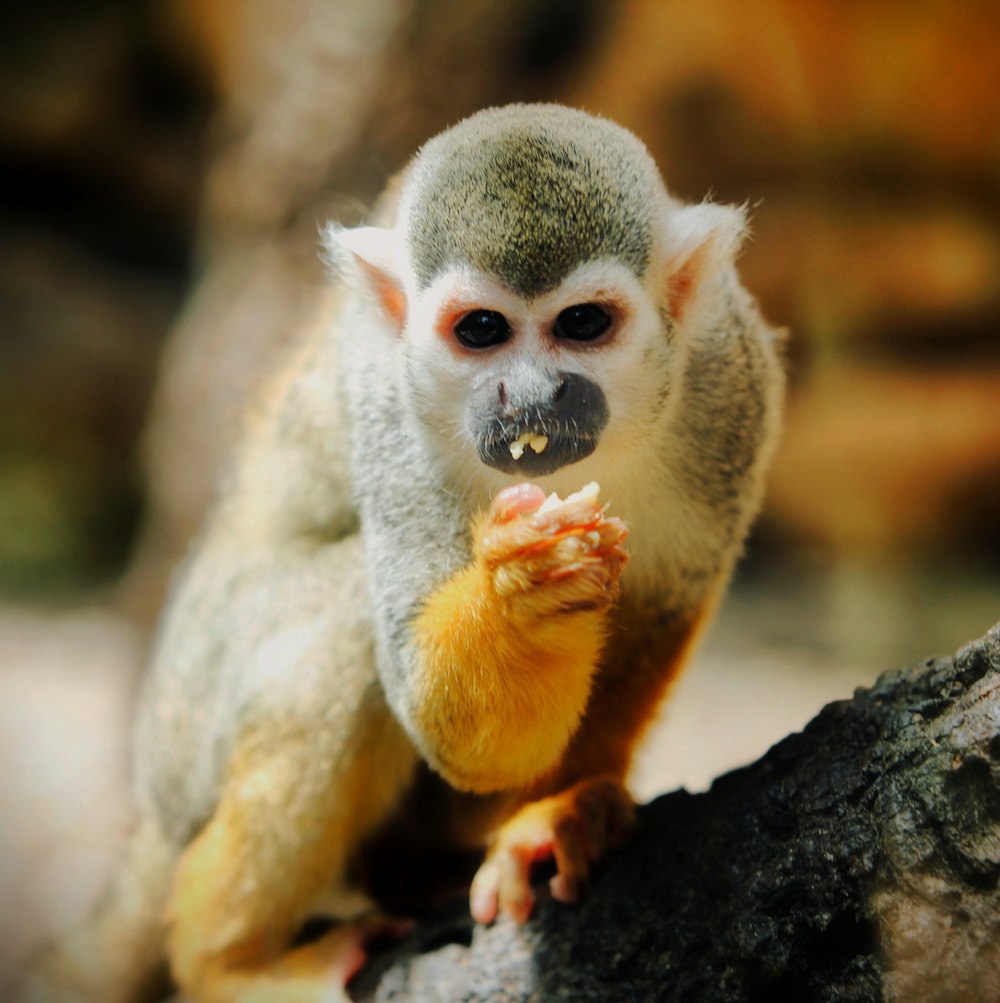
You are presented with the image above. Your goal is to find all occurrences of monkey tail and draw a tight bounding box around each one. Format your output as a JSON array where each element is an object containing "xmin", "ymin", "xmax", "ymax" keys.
[{"xmin": 14, "ymin": 817, "xmax": 177, "ymax": 1003}]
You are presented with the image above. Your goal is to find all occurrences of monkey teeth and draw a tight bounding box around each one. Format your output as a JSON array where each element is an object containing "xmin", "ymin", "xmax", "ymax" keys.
[{"xmin": 509, "ymin": 431, "xmax": 549, "ymax": 460}]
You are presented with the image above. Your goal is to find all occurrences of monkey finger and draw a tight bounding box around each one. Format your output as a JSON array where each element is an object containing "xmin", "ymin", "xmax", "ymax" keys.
[
  {"xmin": 478, "ymin": 502, "xmax": 566, "ymax": 567},
  {"xmin": 260, "ymin": 915, "xmax": 409, "ymax": 997},
  {"xmin": 483, "ymin": 495, "xmax": 625, "ymax": 566},
  {"xmin": 488, "ymin": 483, "xmax": 547, "ymax": 524},
  {"xmin": 528, "ymin": 499, "xmax": 604, "ymax": 537},
  {"xmin": 539, "ymin": 555, "xmax": 617, "ymax": 593},
  {"xmin": 495, "ymin": 844, "xmax": 537, "ymax": 924},
  {"xmin": 504, "ymin": 516, "xmax": 615, "ymax": 568},
  {"xmin": 531, "ymin": 551, "xmax": 626, "ymax": 609},
  {"xmin": 592, "ymin": 514, "xmax": 630, "ymax": 550},
  {"xmin": 549, "ymin": 814, "xmax": 590, "ymax": 904},
  {"xmin": 482, "ymin": 523, "xmax": 597, "ymax": 578},
  {"xmin": 485, "ymin": 838, "xmax": 541, "ymax": 922},
  {"xmin": 575, "ymin": 777, "xmax": 637, "ymax": 861},
  {"xmin": 472, "ymin": 845, "xmax": 537, "ymax": 925},
  {"xmin": 599, "ymin": 782, "xmax": 637, "ymax": 850},
  {"xmin": 469, "ymin": 860, "xmax": 501, "ymax": 925}
]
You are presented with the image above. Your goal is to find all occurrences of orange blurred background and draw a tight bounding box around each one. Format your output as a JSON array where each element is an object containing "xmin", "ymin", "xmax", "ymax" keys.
[
  {"xmin": 0, "ymin": 0, "xmax": 998, "ymax": 989},
  {"xmin": 2, "ymin": 0, "xmax": 998, "ymax": 634}
]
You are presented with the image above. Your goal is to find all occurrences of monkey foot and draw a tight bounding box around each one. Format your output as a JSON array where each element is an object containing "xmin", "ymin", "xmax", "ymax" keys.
[
  {"xmin": 232, "ymin": 916, "xmax": 412, "ymax": 1003},
  {"xmin": 469, "ymin": 776, "xmax": 635, "ymax": 924}
]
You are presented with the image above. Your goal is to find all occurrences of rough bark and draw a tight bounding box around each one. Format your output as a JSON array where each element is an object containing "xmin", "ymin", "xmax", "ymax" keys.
[{"xmin": 351, "ymin": 624, "xmax": 1000, "ymax": 1003}]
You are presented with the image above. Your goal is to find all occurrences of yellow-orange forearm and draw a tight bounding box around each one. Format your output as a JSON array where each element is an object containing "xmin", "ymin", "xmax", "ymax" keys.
[{"xmin": 411, "ymin": 558, "xmax": 607, "ymax": 793}]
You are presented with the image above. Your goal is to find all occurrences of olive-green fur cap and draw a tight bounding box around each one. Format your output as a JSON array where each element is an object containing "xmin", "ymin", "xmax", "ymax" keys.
[{"xmin": 402, "ymin": 104, "xmax": 665, "ymax": 297}]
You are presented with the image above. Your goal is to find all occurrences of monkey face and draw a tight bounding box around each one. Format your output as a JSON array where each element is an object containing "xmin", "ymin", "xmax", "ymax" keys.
[
  {"xmin": 327, "ymin": 104, "xmax": 750, "ymax": 492},
  {"xmin": 398, "ymin": 259, "xmax": 675, "ymax": 486}
]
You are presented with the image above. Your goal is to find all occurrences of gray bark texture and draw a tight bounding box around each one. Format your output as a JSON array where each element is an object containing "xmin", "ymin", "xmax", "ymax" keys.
[{"xmin": 352, "ymin": 624, "xmax": 1000, "ymax": 1003}]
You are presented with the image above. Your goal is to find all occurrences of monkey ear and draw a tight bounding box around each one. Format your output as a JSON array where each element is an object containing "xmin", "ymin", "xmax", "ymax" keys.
[
  {"xmin": 661, "ymin": 202, "xmax": 747, "ymax": 324},
  {"xmin": 322, "ymin": 224, "xmax": 407, "ymax": 329}
]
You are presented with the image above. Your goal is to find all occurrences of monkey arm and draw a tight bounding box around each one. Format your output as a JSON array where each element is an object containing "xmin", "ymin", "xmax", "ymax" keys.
[
  {"xmin": 403, "ymin": 484, "xmax": 628, "ymax": 795},
  {"xmin": 553, "ymin": 596, "xmax": 721, "ymax": 783},
  {"xmin": 410, "ymin": 563, "xmax": 604, "ymax": 793},
  {"xmin": 465, "ymin": 593, "xmax": 718, "ymax": 923}
]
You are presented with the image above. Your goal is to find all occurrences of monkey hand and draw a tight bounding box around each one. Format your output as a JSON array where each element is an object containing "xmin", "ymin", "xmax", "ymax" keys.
[
  {"xmin": 477, "ymin": 481, "xmax": 629, "ymax": 617},
  {"xmin": 469, "ymin": 775, "xmax": 635, "ymax": 924}
]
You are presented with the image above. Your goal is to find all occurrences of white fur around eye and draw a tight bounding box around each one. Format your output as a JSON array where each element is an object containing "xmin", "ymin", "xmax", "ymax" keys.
[{"xmin": 395, "ymin": 258, "xmax": 679, "ymax": 505}]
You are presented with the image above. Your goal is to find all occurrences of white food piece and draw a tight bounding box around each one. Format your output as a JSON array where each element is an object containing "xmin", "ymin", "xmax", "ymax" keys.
[
  {"xmin": 537, "ymin": 481, "xmax": 601, "ymax": 514},
  {"xmin": 508, "ymin": 430, "xmax": 550, "ymax": 459}
]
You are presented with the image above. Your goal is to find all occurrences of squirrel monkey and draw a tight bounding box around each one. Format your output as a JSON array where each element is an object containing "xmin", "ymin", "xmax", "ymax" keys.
[{"xmin": 18, "ymin": 104, "xmax": 784, "ymax": 1002}]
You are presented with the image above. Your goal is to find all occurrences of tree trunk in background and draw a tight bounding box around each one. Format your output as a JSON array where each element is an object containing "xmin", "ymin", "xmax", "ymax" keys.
[{"xmin": 350, "ymin": 625, "xmax": 1000, "ymax": 1003}]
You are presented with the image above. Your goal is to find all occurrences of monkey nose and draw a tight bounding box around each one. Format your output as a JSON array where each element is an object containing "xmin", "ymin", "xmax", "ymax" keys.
[{"xmin": 496, "ymin": 375, "xmax": 571, "ymax": 419}]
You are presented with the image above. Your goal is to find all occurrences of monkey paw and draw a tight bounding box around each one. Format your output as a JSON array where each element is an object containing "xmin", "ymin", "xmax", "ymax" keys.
[
  {"xmin": 477, "ymin": 482, "xmax": 628, "ymax": 616},
  {"xmin": 229, "ymin": 915, "xmax": 412, "ymax": 1003},
  {"xmin": 468, "ymin": 776, "xmax": 635, "ymax": 924}
]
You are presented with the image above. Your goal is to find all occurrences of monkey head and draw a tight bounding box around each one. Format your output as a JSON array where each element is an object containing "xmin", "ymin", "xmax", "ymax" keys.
[{"xmin": 327, "ymin": 104, "xmax": 747, "ymax": 489}]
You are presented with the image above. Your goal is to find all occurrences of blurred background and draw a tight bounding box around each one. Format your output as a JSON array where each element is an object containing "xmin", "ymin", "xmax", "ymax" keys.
[{"xmin": 1, "ymin": 0, "xmax": 998, "ymax": 990}]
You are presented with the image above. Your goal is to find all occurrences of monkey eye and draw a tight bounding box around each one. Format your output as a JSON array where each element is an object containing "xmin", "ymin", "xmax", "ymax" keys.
[
  {"xmin": 454, "ymin": 309, "xmax": 512, "ymax": 349},
  {"xmin": 553, "ymin": 303, "xmax": 613, "ymax": 342}
]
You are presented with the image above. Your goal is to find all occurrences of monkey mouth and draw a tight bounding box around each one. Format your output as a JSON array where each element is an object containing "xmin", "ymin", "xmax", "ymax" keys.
[
  {"xmin": 470, "ymin": 372, "xmax": 610, "ymax": 476},
  {"xmin": 477, "ymin": 422, "xmax": 601, "ymax": 476}
]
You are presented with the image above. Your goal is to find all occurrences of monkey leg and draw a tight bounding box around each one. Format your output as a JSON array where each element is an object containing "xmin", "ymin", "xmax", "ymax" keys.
[
  {"xmin": 167, "ymin": 716, "xmax": 415, "ymax": 1003},
  {"xmin": 468, "ymin": 775, "xmax": 635, "ymax": 924},
  {"xmin": 412, "ymin": 483, "xmax": 629, "ymax": 794}
]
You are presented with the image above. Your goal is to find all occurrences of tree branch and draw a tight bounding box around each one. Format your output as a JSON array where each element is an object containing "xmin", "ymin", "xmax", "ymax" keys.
[{"xmin": 352, "ymin": 625, "xmax": 1000, "ymax": 1003}]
